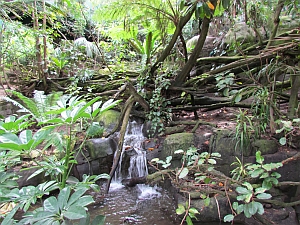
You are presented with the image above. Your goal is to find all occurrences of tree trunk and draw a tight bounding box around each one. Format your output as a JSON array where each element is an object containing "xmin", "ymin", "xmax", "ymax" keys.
[
  {"xmin": 287, "ymin": 72, "xmax": 300, "ymax": 119},
  {"xmin": 266, "ymin": 0, "xmax": 285, "ymax": 49},
  {"xmin": 42, "ymin": 0, "xmax": 48, "ymax": 91},
  {"xmin": 105, "ymin": 96, "xmax": 135, "ymax": 193},
  {"xmin": 150, "ymin": 4, "xmax": 196, "ymax": 74},
  {"xmin": 173, "ymin": 16, "xmax": 211, "ymax": 86}
]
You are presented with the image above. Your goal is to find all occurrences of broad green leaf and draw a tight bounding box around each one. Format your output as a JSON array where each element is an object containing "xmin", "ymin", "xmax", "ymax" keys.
[
  {"xmin": 256, "ymin": 193, "xmax": 272, "ymax": 199},
  {"xmin": 255, "ymin": 151, "xmax": 264, "ymax": 164},
  {"xmin": 100, "ymin": 99, "xmax": 121, "ymax": 114},
  {"xmin": 222, "ymin": 0, "xmax": 230, "ymax": 9},
  {"xmin": 189, "ymin": 208, "xmax": 199, "ymax": 214},
  {"xmin": 234, "ymin": 93, "xmax": 242, "ymax": 103},
  {"xmin": 0, "ymin": 142, "xmax": 22, "ymax": 151},
  {"xmin": 178, "ymin": 168, "xmax": 189, "ymax": 179},
  {"xmin": 279, "ymin": 137, "xmax": 286, "ymax": 145},
  {"xmin": 58, "ymin": 187, "xmax": 71, "ymax": 210},
  {"xmin": 41, "ymin": 118, "xmax": 64, "ymax": 125},
  {"xmin": 66, "ymin": 188, "xmax": 87, "ymax": 208},
  {"xmin": 236, "ymin": 204, "xmax": 244, "ymax": 214},
  {"xmin": 211, "ymin": 152, "xmax": 221, "ymax": 157},
  {"xmin": 236, "ymin": 187, "xmax": 250, "ymax": 195},
  {"xmin": 19, "ymin": 130, "xmax": 32, "ymax": 144},
  {"xmin": 64, "ymin": 205, "xmax": 87, "ymax": 220},
  {"xmin": 27, "ymin": 168, "xmax": 44, "ymax": 181},
  {"xmin": 254, "ymin": 187, "xmax": 267, "ymax": 195},
  {"xmin": 75, "ymin": 196, "xmax": 94, "ymax": 207},
  {"xmin": 174, "ymin": 149, "xmax": 184, "ymax": 154},
  {"xmin": 204, "ymin": 177, "xmax": 211, "ymax": 184},
  {"xmin": 166, "ymin": 156, "xmax": 172, "ymax": 163},
  {"xmin": 248, "ymin": 201, "xmax": 257, "ymax": 216},
  {"xmin": 262, "ymin": 163, "xmax": 282, "ymax": 171},
  {"xmin": 207, "ymin": 158, "xmax": 216, "ymax": 164},
  {"xmin": 162, "ymin": 163, "xmax": 171, "ymax": 168},
  {"xmin": 176, "ymin": 204, "xmax": 185, "ymax": 215},
  {"xmin": 262, "ymin": 180, "xmax": 272, "ymax": 190},
  {"xmin": 186, "ymin": 215, "xmax": 193, "ymax": 225},
  {"xmin": 200, "ymin": 152, "xmax": 208, "ymax": 158},
  {"xmin": 244, "ymin": 193, "xmax": 253, "ymax": 203},
  {"xmin": 224, "ymin": 214, "xmax": 234, "ymax": 222},
  {"xmin": 91, "ymin": 215, "xmax": 106, "ymax": 225},
  {"xmin": 243, "ymin": 203, "xmax": 252, "ymax": 218},
  {"xmin": 207, "ymin": 166, "xmax": 214, "ymax": 171},
  {"xmin": 256, "ymin": 202, "xmax": 264, "ymax": 215},
  {"xmin": 204, "ymin": 197, "xmax": 210, "ymax": 206},
  {"xmin": 271, "ymin": 172, "xmax": 281, "ymax": 179},
  {"xmin": 43, "ymin": 196, "xmax": 59, "ymax": 213},
  {"xmin": 251, "ymin": 168, "xmax": 264, "ymax": 178},
  {"xmin": 198, "ymin": 159, "xmax": 205, "ymax": 165},
  {"xmin": 0, "ymin": 133, "xmax": 22, "ymax": 145},
  {"xmin": 223, "ymin": 87, "xmax": 229, "ymax": 97},
  {"xmin": 259, "ymin": 172, "xmax": 269, "ymax": 179},
  {"xmin": 151, "ymin": 158, "xmax": 159, "ymax": 163}
]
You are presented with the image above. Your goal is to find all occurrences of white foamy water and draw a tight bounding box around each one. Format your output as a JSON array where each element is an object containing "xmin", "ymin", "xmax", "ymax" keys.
[{"xmin": 111, "ymin": 120, "xmax": 161, "ymax": 199}]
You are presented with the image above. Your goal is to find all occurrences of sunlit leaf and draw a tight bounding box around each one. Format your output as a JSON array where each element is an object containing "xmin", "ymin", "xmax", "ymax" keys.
[
  {"xmin": 64, "ymin": 205, "xmax": 87, "ymax": 220},
  {"xmin": 224, "ymin": 214, "xmax": 234, "ymax": 222},
  {"xmin": 189, "ymin": 208, "xmax": 199, "ymax": 214},
  {"xmin": 279, "ymin": 137, "xmax": 286, "ymax": 145},
  {"xmin": 178, "ymin": 168, "xmax": 189, "ymax": 179},
  {"xmin": 206, "ymin": 1, "xmax": 215, "ymax": 10},
  {"xmin": 256, "ymin": 193, "xmax": 272, "ymax": 199},
  {"xmin": 176, "ymin": 204, "xmax": 185, "ymax": 215},
  {"xmin": 43, "ymin": 196, "xmax": 59, "ymax": 213}
]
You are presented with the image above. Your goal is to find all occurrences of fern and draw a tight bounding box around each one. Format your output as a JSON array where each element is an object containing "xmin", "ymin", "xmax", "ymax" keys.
[
  {"xmin": 3, "ymin": 90, "xmax": 63, "ymax": 123},
  {"xmin": 4, "ymin": 90, "xmax": 38, "ymax": 119},
  {"xmin": 42, "ymin": 131, "xmax": 66, "ymax": 154}
]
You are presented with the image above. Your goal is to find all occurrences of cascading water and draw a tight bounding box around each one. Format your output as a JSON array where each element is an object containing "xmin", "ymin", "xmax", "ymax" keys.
[
  {"xmin": 111, "ymin": 120, "xmax": 160, "ymax": 199},
  {"xmin": 90, "ymin": 120, "xmax": 178, "ymax": 224}
]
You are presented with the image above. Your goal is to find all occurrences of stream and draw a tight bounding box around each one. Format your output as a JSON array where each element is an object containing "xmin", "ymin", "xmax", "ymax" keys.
[
  {"xmin": 89, "ymin": 183, "xmax": 178, "ymax": 225},
  {"xmin": 89, "ymin": 120, "xmax": 179, "ymax": 224}
]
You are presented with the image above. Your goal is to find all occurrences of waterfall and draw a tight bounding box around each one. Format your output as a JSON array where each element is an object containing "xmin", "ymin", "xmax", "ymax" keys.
[
  {"xmin": 110, "ymin": 120, "xmax": 160, "ymax": 199},
  {"xmin": 113, "ymin": 120, "xmax": 147, "ymax": 182}
]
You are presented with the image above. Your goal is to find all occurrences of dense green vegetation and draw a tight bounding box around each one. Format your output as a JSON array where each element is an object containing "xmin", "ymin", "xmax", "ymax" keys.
[{"xmin": 0, "ymin": 0, "xmax": 299, "ymax": 224}]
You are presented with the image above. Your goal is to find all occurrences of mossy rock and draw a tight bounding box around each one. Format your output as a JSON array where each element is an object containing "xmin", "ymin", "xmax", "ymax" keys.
[
  {"xmin": 85, "ymin": 137, "xmax": 117, "ymax": 160},
  {"xmin": 252, "ymin": 139, "xmax": 278, "ymax": 155},
  {"xmin": 96, "ymin": 110, "xmax": 120, "ymax": 133},
  {"xmin": 161, "ymin": 133, "xmax": 195, "ymax": 168}
]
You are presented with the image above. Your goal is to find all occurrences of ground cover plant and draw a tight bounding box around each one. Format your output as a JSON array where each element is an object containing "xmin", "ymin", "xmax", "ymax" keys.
[{"xmin": 0, "ymin": 0, "xmax": 299, "ymax": 224}]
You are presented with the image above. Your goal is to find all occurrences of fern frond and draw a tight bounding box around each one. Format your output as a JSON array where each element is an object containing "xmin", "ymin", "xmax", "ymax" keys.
[
  {"xmin": 1, "ymin": 96, "xmax": 31, "ymax": 115},
  {"xmin": 45, "ymin": 92, "xmax": 63, "ymax": 111},
  {"xmin": 43, "ymin": 131, "xmax": 66, "ymax": 153},
  {"xmin": 6, "ymin": 90, "xmax": 39, "ymax": 118}
]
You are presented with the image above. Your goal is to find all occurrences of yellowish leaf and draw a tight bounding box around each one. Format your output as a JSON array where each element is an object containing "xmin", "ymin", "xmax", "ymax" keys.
[{"xmin": 207, "ymin": 1, "xmax": 215, "ymax": 9}]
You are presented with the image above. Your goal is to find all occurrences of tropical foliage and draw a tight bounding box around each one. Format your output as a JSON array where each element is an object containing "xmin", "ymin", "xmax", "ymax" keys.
[{"xmin": 0, "ymin": 0, "xmax": 299, "ymax": 224}]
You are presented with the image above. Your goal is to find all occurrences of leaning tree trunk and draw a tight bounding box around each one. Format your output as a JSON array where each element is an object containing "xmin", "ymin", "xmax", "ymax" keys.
[
  {"xmin": 266, "ymin": 0, "xmax": 285, "ymax": 49},
  {"xmin": 150, "ymin": 4, "xmax": 196, "ymax": 75},
  {"xmin": 105, "ymin": 95, "xmax": 135, "ymax": 194},
  {"xmin": 173, "ymin": 16, "xmax": 211, "ymax": 86}
]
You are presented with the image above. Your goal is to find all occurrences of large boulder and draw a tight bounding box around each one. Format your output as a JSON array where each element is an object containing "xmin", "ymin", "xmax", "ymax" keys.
[
  {"xmin": 186, "ymin": 35, "xmax": 216, "ymax": 57},
  {"xmin": 161, "ymin": 133, "xmax": 195, "ymax": 168},
  {"xmin": 85, "ymin": 137, "xmax": 117, "ymax": 160},
  {"xmin": 96, "ymin": 110, "xmax": 120, "ymax": 134},
  {"xmin": 252, "ymin": 139, "xmax": 278, "ymax": 155}
]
